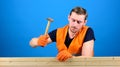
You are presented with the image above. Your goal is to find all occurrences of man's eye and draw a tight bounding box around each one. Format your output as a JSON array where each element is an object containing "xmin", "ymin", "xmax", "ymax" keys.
[
  {"xmin": 77, "ymin": 21, "xmax": 82, "ymax": 24},
  {"xmin": 72, "ymin": 19, "xmax": 75, "ymax": 22}
]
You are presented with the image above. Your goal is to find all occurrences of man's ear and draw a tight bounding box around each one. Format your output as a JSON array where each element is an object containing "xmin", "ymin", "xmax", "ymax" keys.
[
  {"xmin": 68, "ymin": 15, "xmax": 70, "ymax": 21},
  {"xmin": 84, "ymin": 20, "xmax": 87, "ymax": 25}
]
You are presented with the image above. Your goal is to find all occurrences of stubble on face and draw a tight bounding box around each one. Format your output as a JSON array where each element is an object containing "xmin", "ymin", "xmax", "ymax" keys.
[
  {"xmin": 69, "ymin": 26, "xmax": 78, "ymax": 33},
  {"xmin": 68, "ymin": 12, "xmax": 86, "ymax": 34}
]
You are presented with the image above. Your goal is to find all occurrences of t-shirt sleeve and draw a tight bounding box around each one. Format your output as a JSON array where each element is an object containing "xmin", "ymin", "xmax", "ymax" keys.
[
  {"xmin": 48, "ymin": 29, "xmax": 57, "ymax": 42},
  {"xmin": 84, "ymin": 27, "xmax": 95, "ymax": 42}
]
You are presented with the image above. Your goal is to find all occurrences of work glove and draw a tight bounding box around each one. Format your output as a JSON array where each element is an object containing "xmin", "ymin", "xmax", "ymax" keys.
[
  {"xmin": 37, "ymin": 34, "xmax": 49, "ymax": 47},
  {"xmin": 56, "ymin": 50, "xmax": 72, "ymax": 62}
]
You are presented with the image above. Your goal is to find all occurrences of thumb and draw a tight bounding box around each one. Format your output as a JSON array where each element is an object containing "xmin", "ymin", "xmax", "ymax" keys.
[{"xmin": 44, "ymin": 34, "xmax": 49, "ymax": 39}]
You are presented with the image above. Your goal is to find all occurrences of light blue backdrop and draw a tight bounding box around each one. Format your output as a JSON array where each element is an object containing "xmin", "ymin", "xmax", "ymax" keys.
[{"xmin": 0, "ymin": 0, "xmax": 120, "ymax": 57}]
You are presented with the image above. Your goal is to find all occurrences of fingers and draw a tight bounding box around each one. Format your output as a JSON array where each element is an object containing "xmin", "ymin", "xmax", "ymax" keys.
[
  {"xmin": 37, "ymin": 34, "xmax": 49, "ymax": 47},
  {"xmin": 59, "ymin": 53, "xmax": 68, "ymax": 62},
  {"xmin": 39, "ymin": 40, "xmax": 47, "ymax": 47},
  {"xmin": 29, "ymin": 34, "xmax": 49, "ymax": 48},
  {"xmin": 57, "ymin": 51, "xmax": 65, "ymax": 61},
  {"xmin": 40, "ymin": 34, "xmax": 49, "ymax": 39},
  {"xmin": 45, "ymin": 34, "xmax": 49, "ymax": 39},
  {"xmin": 57, "ymin": 50, "xmax": 72, "ymax": 62}
]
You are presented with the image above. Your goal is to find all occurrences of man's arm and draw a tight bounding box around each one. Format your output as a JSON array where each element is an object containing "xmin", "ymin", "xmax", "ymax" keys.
[
  {"xmin": 81, "ymin": 39, "xmax": 94, "ymax": 57},
  {"xmin": 73, "ymin": 39, "xmax": 94, "ymax": 58},
  {"xmin": 47, "ymin": 36, "xmax": 53, "ymax": 43},
  {"xmin": 30, "ymin": 29, "xmax": 57, "ymax": 48}
]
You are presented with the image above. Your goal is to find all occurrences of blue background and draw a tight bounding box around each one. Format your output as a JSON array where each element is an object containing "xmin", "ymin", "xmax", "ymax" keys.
[{"xmin": 0, "ymin": 0, "xmax": 120, "ymax": 57}]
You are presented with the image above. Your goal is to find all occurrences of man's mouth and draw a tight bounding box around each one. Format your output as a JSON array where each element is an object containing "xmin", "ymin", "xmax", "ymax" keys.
[
  {"xmin": 70, "ymin": 26, "xmax": 78, "ymax": 33},
  {"xmin": 71, "ymin": 26, "xmax": 77, "ymax": 29}
]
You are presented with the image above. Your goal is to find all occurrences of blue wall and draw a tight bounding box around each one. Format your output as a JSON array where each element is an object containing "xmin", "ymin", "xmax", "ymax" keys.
[{"xmin": 0, "ymin": 0, "xmax": 120, "ymax": 57}]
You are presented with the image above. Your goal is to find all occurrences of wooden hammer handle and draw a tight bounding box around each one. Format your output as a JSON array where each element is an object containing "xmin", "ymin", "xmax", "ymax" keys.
[
  {"xmin": 44, "ymin": 18, "xmax": 53, "ymax": 35},
  {"xmin": 44, "ymin": 21, "xmax": 51, "ymax": 35}
]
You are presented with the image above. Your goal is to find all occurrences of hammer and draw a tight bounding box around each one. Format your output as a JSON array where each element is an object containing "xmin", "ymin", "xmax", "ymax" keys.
[{"xmin": 44, "ymin": 17, "xmax": 54, "ymax": 35}]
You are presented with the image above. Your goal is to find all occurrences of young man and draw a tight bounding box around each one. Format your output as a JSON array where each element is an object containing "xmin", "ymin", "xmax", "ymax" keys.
[{"xmin": 30, "ymin": 6, "xmax": 95, "ymax": 62}]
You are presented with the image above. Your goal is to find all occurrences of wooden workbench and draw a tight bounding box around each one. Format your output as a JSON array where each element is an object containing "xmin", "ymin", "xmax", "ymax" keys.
[{"xmin": 0, "ymin": 57, "xmax": 120, "ymax": 67}]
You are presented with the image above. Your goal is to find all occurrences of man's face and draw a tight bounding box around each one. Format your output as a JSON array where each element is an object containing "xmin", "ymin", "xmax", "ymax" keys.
[{"xmin": 68, "ymin": 12, "xmax": 86, "ymax": 33}]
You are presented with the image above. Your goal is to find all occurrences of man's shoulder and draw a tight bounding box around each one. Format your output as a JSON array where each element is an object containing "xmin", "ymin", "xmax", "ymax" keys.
[
  {"xmin": 84, "ymin": 26, "xmax": 95, "ymax": 42},
  {"xmin": 87, "ymin": 27, "xmax": 94, "ymax": 32}
]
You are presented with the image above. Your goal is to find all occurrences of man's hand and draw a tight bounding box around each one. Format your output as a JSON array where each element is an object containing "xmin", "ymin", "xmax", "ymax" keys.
[
  {"xmin": 37, "ymin": 34, "xmax": 49, "ymax": 47},
  {"xmin": 29, "ymin": 34, "xmax": 49, "ymax": 48},
  {"xmin": 56, "ymin": 50, "xmax": 72, "ymax": 62}
]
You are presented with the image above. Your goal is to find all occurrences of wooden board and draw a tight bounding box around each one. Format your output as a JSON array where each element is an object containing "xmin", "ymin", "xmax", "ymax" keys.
[{"xmin": 0, "ymin": 57, "xmax": 120, "ymax": 67}]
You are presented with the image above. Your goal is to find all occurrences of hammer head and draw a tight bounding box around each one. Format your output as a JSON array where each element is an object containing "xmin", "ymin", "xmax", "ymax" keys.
[{"xmin": 47, "ymin": 17, "xmax": 54, "ymax": 22}]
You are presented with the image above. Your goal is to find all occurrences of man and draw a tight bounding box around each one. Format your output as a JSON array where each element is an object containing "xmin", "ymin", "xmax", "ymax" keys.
[{"xmin": 30, "ymin": 6, "xmax": 95, "ymax": 62}]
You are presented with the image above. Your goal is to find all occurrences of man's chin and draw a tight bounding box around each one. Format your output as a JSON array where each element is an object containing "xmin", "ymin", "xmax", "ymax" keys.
[
  {"xmin": 71, "ymin": 30, "xmax": 77, "ymax": 33},
  {"xmin": 70, "ymin": 28, "xmax": 78, "ymax": 33}
]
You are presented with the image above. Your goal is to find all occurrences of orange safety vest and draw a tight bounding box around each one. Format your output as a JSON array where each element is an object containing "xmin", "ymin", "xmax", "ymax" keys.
[{"xmin": 56, "ymin": 25, "xmax": 89, "ymax": 55}]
